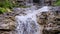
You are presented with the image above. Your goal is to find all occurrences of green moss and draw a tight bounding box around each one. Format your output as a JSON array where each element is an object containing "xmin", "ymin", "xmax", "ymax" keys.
[
  {"xmin": 0, "ymin": 7, "xmax": 7, "ymax": 14},
  {"xmin": 0, "ymin": 0, "xmax": 15, "ymax": 9},
  {"xmin": 0, "ymin": 0, "xmax": 16, "ymax": 14},
  {"xmin": 54, "ymin": 0, "xmax": 60, "ymax": 6}
]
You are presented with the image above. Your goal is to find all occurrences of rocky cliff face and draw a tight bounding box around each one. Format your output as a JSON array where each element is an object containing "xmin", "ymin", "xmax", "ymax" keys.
[
  {"xmin": 0, "ymin": 13, "xmax": 16, "ymax": 34},
  {"xmin": 15, "ymin": 0, "xmax": 56, "ymax": 6},
  {"xmin": 37, "ymin": 11, "xmax": 60, "ymax": 34},
  {"xmin": 0, "ymin": 8, "xmax": 32, "ymax": 34},
  {"xmin": 0, "ymin": 7, "xmax": 60, "ymax": 34}
]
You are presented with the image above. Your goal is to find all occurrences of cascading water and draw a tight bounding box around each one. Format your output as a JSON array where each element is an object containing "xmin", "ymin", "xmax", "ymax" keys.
[{"xmin": 15, "ymin": 6, "xmax": 51, "ymax": 34}]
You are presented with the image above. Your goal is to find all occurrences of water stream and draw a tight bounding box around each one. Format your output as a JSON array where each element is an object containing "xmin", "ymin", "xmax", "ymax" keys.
[{"xmin": 15, "ymin": 6, "xmax": 51, "ymax": 34}]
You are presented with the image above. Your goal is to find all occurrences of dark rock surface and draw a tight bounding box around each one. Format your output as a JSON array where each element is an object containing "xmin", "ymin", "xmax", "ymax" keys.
[
  {"xmin": 37, "ymin": 11, "xmax": 60, "ymax": 34},
  {"xmin": 0, "ymin": 7, "xmax": 60, "ymax": 34},
  {"xmin": 0, "ymin": 8, "xmax": 29, "ymax": 34}
]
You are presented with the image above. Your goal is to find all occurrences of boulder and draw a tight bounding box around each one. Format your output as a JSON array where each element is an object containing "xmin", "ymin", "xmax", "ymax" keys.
[
  {"xmin": 0, "ymin": 19, "xmax": 16, "ymax": 30},
  {"xmin": 37, "ymin": 11, "xmax": 60, "ymax": 34}
]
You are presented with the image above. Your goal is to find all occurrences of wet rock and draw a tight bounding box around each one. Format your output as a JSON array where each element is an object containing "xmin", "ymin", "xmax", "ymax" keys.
[
  {"xmin": 37, "ymin": 11, "xmax": 60, "ymax": 34},
  {"xmin": 0, "ymin": 31, "xmax": 17, "ymax": 34},
  {"xmin": 37, "ymin": 12, "xmax": 48, "ymax": 25},
  {"xmin": 0, "ymin": 10, "xmax": 17, "ymax": 34},
  {"xmin": 0, "ymin": 19, "xmax": 16, "ymax": 30},
  {"xmin": 0, "ymin": 6, "xmax": 60, "ymax": 34},
  {"xmin": 0, "ymin": 7, "xmax": 30, "ymax": 34}
]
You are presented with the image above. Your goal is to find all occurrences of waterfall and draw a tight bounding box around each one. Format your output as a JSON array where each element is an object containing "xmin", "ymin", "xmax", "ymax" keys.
[{"xmin": 15, "ymin": 6, "xmax": 51, "ymax": 34}]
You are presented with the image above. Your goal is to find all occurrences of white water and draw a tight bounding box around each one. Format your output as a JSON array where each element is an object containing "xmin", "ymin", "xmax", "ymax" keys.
[{"xmin": 15, "ymin": 6, "xmax": 51, "ymax": 34}]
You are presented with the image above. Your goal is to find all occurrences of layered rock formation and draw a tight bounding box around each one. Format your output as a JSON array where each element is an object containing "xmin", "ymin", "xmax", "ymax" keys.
[
  {"xmin": 37, "ymin": 11, "xmax": 60, "ymax": 34},
  {"xmin": 0, "ymin": 13, "xmax": 16, "ymax": 34},
  {"xmin": 0, "ymin": 8, "xmax": 32, "ymax": 34},
  {"xmin": 15, "ymin": 0, "xmax": 56, "ymax": 6},
  {"xmin": 0, "ymin": 6, "xmax": 60, "ymax": 34}
]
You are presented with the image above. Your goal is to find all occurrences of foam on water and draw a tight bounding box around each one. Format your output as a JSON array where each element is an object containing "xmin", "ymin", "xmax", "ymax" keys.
[{"xmin": 15, "ymin": 6, "xmax": 51, "ymax": 34}]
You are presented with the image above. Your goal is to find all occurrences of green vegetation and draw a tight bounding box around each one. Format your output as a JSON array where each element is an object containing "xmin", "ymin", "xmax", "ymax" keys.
[
  {"xmin": 0, "ymin": 0, "xmax": 15, "ymax": 8},
  {"xmin": 0, "ymin": 7, "xmax": 7, "ymax": 14},
  {"xmin": 0, "ymin": 0, "xmax": 15, "ymax": 14},
  {"xmin": 0, "ymin": 0, "xmax": 27, "ymax": 14},
  {"xmin": 54, "ymin": 0, "xmax": 60, "ymax": 6},
  {"xmin": 0, "ymin": 0, "xmax": 60, "ymax": 14}
]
